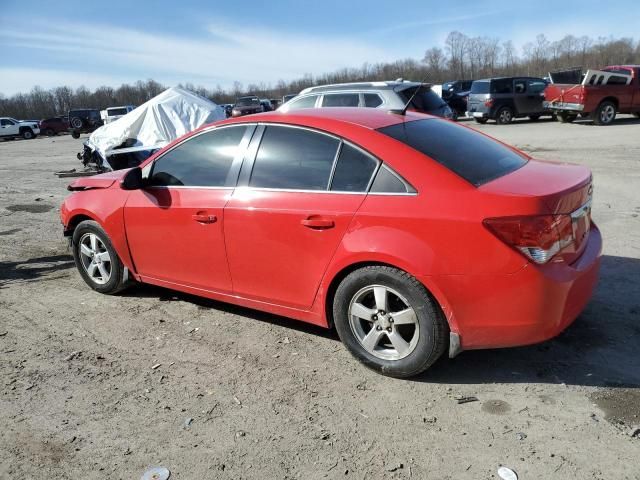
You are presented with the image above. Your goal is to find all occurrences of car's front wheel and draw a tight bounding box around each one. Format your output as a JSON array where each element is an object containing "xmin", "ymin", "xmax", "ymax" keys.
[
  {"xmin": 22, "ymin": 129, "xmax": 34, "ymax": 140},
  {"xmin": 72, "ymin": 220, "xmax": 130, "ymax": 294},
  {"xmin": 333, "ymin": 266, "xmax": 447, "ymax": 378}
]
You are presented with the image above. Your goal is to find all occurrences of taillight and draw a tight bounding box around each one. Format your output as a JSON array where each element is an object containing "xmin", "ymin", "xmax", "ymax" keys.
[
  {"xmin": 483, "ymin": 215, "xmax": 574, "ymax": 264},
  {"xmin": 484, "ymin": 99, "xmax": 494, "ymax": 108}
]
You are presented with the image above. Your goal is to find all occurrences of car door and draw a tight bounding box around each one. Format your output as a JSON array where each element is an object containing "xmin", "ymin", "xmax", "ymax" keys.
[
  {"xmin": 0, "ymin": 119, "xmax": 18, "ymax": 136},
  {"xmin": 124, "ymin": 124, "xmax": 253, "ymax": 292},
  {"xmin": 223, "ymin": 125, "xmax": 378, "ymax": 309}
]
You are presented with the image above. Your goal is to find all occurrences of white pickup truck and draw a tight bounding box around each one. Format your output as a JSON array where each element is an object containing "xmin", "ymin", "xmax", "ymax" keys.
[{"xmin": 0, "ymin": 117, "xmax": 40, "ymax": 140}]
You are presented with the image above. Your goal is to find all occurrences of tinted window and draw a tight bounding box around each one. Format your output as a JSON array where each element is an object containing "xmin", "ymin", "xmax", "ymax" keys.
[
  {"xmin": 330, "ymin": 144, "xmax": 378, "ymax": 192},
  {"xmin": 398, "ymin": 87, "xmax": 445, "ymax": 111},
  {"xmin": 322, "ymin": 93, "xmax": 360, "ymax": 107},
  {"xmin": 377, "ymin": 119, "xmax": 527, "ymax": 186},
  {"xmin": 370, "ymin": 165, "xmax": 412, "ymax": 193},
  {"xmin": 470, "ymin": 81, "xmax": 490, "ymax": 94},
  {"xmin": 236, "ymin": 97, "xmax": 260, "ymax": 106},
  {"xmin": 528, "ymin": 79, "xmax": 547, "ymax": 93},
  {"xmin": 287, "ymin": 95, "xmax": 317, "ymax": 110},
  {"xmin": 250, "ymin": 126, "xmax": 339, "ymax": 190},
  {"xmin": 364, "ymin": 93, "xmax": 383, "ymax": 108},
  {"xmin": 606, "ymin": 75, "xmax": 629, "ymax": 85},
  {"xmin": 1, "ymin": 119, "xmax": 14, "ymax": 126},
  {"xmin": 491, "ymin": 79, "xmax": 513, "ymax": 94},
  {"xmin": 514, "ymin": 79, "xmax": 526, "ymax": 93},
  {"xmin": 108, "ymin": 108, "xmax": 128, "ymax": 116},
  {"xmin": 150, "ymin": 126, "xmax": 246, "ymax": 187}
]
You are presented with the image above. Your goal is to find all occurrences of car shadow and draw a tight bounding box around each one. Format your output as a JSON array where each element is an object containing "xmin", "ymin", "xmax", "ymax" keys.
[
  {"xmin": 416, "ymin": 254, "xmax": 640, "ymax": 388},
  {"xmin": 120, "ymin": 283, "xmax": 339, "ymax": 341},
  {"xmin": 0, "ymin": 254, "xmax": 75, "ymax": 288},
  {"xmin": 569, "ymin": 115, "xmax": 640, "ymax": 127}
]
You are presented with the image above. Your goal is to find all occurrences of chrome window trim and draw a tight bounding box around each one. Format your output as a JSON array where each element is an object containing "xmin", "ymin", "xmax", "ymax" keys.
[{"xmin": 233, "ymin": 186, "xmax": 366, "ymax": 195}]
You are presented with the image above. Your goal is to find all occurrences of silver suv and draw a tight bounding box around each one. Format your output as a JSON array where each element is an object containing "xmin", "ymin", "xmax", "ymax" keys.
[{"xmin": 278, "ymin": 80, "xmax": 454, "ymax": 119}]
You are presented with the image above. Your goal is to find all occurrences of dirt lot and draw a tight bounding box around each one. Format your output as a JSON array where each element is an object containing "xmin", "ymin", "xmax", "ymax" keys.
[{"xmin": 1, "ymin": 116, "xmax": 639, "ymax": 480}]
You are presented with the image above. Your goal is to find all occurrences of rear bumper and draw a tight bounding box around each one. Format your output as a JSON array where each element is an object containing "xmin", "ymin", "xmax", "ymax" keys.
[
  {"xmin": 543, "ymin": 101, "xmax": 585, "ymax": 112},
  {"xmin": 429, "ymin": 225, "xmax": 602, "ymax": 351}
]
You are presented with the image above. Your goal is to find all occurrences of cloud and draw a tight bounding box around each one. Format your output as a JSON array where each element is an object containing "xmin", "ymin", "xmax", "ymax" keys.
[{"xmin": 0, "ymin": 18, "xmax": 397, "ymax": 95}]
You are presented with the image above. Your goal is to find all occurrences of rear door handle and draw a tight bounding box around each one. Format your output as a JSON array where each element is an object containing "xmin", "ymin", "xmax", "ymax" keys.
[
  {"xmin": 301, "ymin": 216, "xmax": 335, "ymax": 229},
  {"xmin": 192, "ymin": 213, "xmax": 217, "ymax": 224}
]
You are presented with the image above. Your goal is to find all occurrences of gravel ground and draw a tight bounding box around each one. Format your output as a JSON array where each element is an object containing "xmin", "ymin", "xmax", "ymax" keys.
[{"xmin": 1, "ymin": 116, "xmax": 639, "ymax": 479}]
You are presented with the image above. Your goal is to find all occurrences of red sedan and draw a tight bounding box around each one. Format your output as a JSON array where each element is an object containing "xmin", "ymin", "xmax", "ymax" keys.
[{"xmin": 60, "ymin": 108, "xmax": 601, "ymax": 377}]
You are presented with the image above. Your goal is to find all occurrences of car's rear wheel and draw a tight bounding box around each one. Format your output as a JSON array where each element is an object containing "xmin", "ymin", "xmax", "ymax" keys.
[
  {"xmin": 473, "ymin": 117, "xmax": 488, "ymax": 124},
  {"xmin": 45, "ymin": 128, "xmax": 55, "ymax": 136},
  {"xmin": 71, "ymin": 130, "xmax": 81, "ymax": 139},
  {"xmin": 592, "ymin": 101, "xmax": 616, "ymax": 125},
  {"xmin": 72, "ymin": 220, "xmax": 130, "ymax": 294},
  {"xmin": 496, "ymin": 107, "xmax": 513, "ymax": 124},
  {"xmin": 333, "ymin": 266, "xmax": 447, "ymax": 378}
]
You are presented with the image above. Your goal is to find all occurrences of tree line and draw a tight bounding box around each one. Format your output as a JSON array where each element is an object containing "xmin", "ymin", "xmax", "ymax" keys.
[{"xmin": 2, "ymin": 32, "xmax": 639, "ymax": 120}]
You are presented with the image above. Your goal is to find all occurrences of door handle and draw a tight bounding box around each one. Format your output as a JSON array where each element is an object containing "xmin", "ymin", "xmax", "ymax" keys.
[
  {"xmin": 301, "ymin": 216, "xmax": 335, "ymax": 229},
  {"xmin": 192, "ymin": 213, "xmax": 217, "ymax": 224}
]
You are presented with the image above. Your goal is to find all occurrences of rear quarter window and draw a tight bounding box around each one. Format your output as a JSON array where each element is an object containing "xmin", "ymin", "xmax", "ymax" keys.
[{"xmin": 377, "ymin": 119, "xmax": 527, "ymax": 186}]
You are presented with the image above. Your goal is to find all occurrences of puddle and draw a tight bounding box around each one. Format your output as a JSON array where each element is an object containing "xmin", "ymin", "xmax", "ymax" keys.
[
  {"xmin": 589, "ymin": 388, "xmax": 640, "ymax": 426},
  {"xmin": 481, "ymin": 399, "xmax": 511, "ymax": 414},
  {"xmin": 0, "ymin": 228, "xmax": 22, "ymax": 236},
  {"xmin": 6, "ymin": 204, "xmax": 54, "ymax": 213}
]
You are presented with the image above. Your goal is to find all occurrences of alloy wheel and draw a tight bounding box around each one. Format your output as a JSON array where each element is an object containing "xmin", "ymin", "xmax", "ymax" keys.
[
  {"xmin": 600, "ymin": 105, "xmax": 615, "ymax": 124},
  {"xmin": 78, "ymin": 233, "xmax": 112, "ymax": 285},
  {"xmin": 348, "ymin": 285, "xmax": 419, "ymax": 361}
]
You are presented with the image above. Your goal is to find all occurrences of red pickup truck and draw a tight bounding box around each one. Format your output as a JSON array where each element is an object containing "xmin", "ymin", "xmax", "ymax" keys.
[{"xmin": 544, "ymin": 65, "xmax": 640, "ymax": 125}]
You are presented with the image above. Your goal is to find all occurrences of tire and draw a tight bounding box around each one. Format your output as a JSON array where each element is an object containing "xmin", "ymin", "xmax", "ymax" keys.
[
  {"xmin": 450, "ymin": 110, "xmax": 459, "ymax": 121},
  {"xmin": 632, "ymin": 112, "xmax": 640, "ymax": 119},
  {"xmin": 332, "ymin": 266, "xmax": 447, "ymax": 378},
  {"xmin": 71, "ymin": 130, "xmax": 80, "ymax": 139},
  {"xmin": 473, "ymin": 117, "xmax": 488, "ymax": 124},
  {"xmin": 72, "ymin": 220, "xmax": 130, "ymax": 295},
  {"xmin": 495, "ymin": 107, "xmax": 513, "ymax": 124},
  {"xmin": 45, "ymin": 128, "xmax": 55, "ymax": 136},
  {"xmin": 529, "ymin": 114, "xmax": 541, "ymax": 121},
  {"xmin": 558, "ymin": 113, "xmax": 577, "ymax": 123},
  {"xmin": 70, "ymin": 117, "xmax": 83, "ymax": 129},
  {"xmin": 21, "ymin": 129, "xmax": 34, "ymax": 140},
  {"xmin": 592, "ymin": 101, "xmax": 616, "ymax": 125}
]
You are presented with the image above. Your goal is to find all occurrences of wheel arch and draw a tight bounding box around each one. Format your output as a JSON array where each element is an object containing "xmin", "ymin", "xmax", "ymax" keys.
[
  {"xmin": 322, "ymin": 260, "xmax": 457, "ymax": 335},
  {"xmin": 599, "ymin": 96, "xmax": 619, "ymax": 109},
  {"xmin": 64, "ymin": 212, "xmax": 99, "ymax": 237}
]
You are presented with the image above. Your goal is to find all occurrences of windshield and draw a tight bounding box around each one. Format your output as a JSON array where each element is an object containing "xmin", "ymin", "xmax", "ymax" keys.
[
  {"xmin": 397, "ymin": 87, "xmax": 445, "ymax": 112},
  {"xmin": 470, "ymin": 81, "xmax": 490, "ymax": 94},
  {"xmin": 377, "ymin": 119, "xmax": 527, "ymax": 186},
  {"xmin": 236, "ymin": 97, "xmax": 260, "ymax": 107}
]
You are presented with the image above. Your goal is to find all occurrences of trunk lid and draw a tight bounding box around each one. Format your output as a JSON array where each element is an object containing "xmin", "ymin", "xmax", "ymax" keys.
[{"xmin": 482, "ymin": 159, "xmax": 593, "ymax": 264}]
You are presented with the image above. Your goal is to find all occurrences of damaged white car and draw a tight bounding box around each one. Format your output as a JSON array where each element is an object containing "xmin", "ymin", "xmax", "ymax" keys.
[{"xmin": 77, "ymin": 87, "xmax": 226, "ymax": 171}]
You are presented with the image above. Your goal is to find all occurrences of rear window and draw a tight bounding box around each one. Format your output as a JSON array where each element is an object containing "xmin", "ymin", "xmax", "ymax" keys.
[
  {"xmin": 470, "ymin": 81, "xmax": 489, "ymax": 94},
  {"xmin": 377, "ymin": 119, "xmax": 527, "ymax": 186},
  {"xmin": 397, "ymin": 87, "xmax": 445, "ymax": 111}
]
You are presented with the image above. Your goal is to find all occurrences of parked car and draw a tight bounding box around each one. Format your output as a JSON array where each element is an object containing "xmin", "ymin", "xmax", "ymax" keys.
[
  {"xmin": 104, "ymin": 105, "xmax": 135, "ymax": 124},
  {"xmin": 544, "ymin": 65, "xmax": 640, "ymax": 125},
  {"xmin": 39, "ymin": 116, "xmax": 69, "ymax": 136},
  {"xmin": 231, "ymin": 96, "xmax": 264, "ymax": 117},
  {"xmin": 260, "ymin": 98, "xmax": 274, "ymax": 112},
  {"xmin": 68, "ymin": 108, "xmax": 103, "ymax": 138},
  {"xmin": 282, "ymin": 94, "xmax": 297, "ymax": 104},
  {"xmin": 60, "ymin": 108, "xmax": 601, "ymax": 378},
  {"xmin": 0, "ymin": 117, "xmax": 40, "ymax": 140},
  {"xmin": 269, "ymin": 98, "xmax": 281, "ymax": 109},
  {"xmin": 466, "ymin": 77, "xmax": 549, "ymax": 124},
  {"xmin": 278, "ymin": 80, "xmax": 454, "ymax": 119},
  {"xmin": 441, "ymin": 80, "xmax": 473, "ymax": 119}
]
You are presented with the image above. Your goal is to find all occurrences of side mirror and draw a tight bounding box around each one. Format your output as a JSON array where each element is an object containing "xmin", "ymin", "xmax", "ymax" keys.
[{"xmin": 120, "ymin": 167, "xmax": 145, "ymax": 190}]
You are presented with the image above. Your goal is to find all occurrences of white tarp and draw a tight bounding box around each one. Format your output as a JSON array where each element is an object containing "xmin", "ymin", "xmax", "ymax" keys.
[{"xmin": 86, "ymin": 87, "xmax": 225, "ymax": 169}]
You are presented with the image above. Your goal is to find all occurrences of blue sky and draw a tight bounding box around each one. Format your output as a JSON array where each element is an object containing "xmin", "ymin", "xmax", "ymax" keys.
[{"xmin": 1, "ymin": 0, "xmax": 638, "ymax": 95}]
